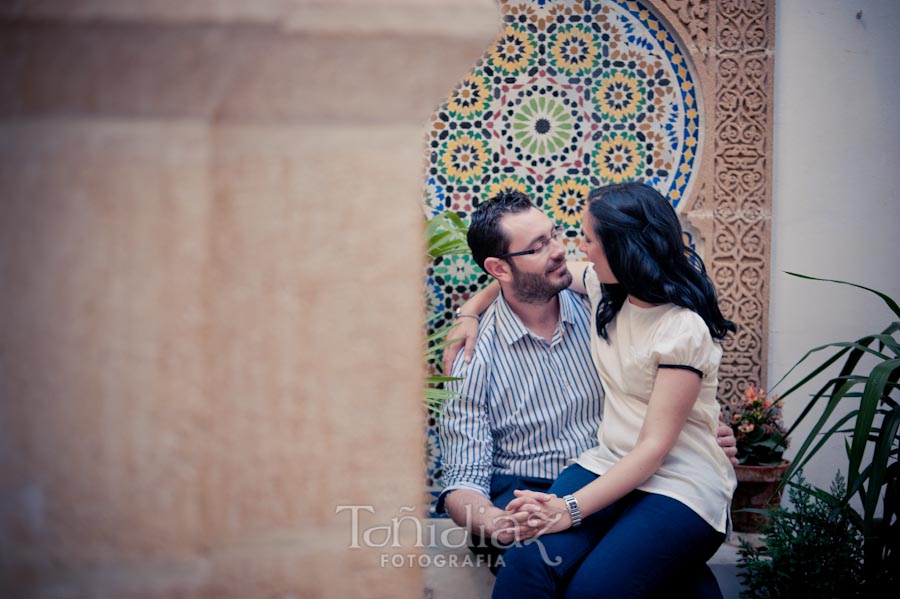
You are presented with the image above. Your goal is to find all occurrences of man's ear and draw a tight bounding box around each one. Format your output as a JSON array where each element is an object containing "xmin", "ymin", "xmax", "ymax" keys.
[{"xmin": 484, "ymin": 257, "xmax": 512, "ymax": 283}]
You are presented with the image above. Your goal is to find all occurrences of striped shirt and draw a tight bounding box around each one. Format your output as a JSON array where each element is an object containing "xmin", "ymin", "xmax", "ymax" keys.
[{"xmin": 438, "ymin": 288, "xmax": 604, "ymax": 507}]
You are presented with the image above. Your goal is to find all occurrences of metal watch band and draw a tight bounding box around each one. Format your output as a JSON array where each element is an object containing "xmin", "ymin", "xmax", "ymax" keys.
[{"xmin": 563, "ymin": 494, "xmax": 582, "ymax": 528}]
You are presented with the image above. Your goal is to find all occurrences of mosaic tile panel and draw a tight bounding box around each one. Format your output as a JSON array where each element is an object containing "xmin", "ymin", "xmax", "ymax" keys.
[{"xmin": 423, "ymin": 0, "xmax": 704, "ymax": 514}]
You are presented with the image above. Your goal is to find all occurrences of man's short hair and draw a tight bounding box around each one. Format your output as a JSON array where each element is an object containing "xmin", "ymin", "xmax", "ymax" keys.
[{"xmin": 467, "ymin": 190, "xmax": 534, "ymax": 272}]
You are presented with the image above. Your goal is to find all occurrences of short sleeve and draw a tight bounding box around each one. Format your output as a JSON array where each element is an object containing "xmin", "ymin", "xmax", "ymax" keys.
[
  {"xmin": 583, "ymin": 265, "xmax": 603, "ymax": 310},
  {"xmin": 650, "ymin": 310, "xmax": 722, "ymax": 378}
]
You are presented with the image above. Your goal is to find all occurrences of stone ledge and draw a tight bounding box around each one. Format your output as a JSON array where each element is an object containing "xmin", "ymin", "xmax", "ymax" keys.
[{"xmin": 423, "ymin": 518, "xmax": 754, "ymax": 599}]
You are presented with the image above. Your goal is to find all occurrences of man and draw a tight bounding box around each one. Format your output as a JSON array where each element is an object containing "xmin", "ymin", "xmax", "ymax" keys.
[{"xmin": 437, "ymin": 190, "xmax": 735, "ymax": 594}]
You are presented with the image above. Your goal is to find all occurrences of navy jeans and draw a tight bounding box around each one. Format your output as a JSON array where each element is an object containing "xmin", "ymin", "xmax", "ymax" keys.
[{"xmin": 491, "ymin": 464, "xmax": 725, "ymax": 599}]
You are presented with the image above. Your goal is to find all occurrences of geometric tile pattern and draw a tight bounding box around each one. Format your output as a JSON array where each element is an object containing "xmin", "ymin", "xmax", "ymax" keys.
[{"xmin": 424, "ymin": 0, "xmax": 703, "ymax": 513}]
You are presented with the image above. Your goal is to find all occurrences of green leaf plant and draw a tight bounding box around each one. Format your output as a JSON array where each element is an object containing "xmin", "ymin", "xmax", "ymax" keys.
[
  {"xmin": 738, "ymin": 472, "xmax": 864, "ymax": 599},
  {"xmin": 769, "ymin": 273, "xmax": 899, "ymax": 591},
  {"xmin": 424, "ymin": 212, "xmax": 471, "ymax": 413},
  {"xmin": 426, "ymin": 211, "xmax": 470, "ymax": 260},
  {"xmin": 424, "ymin": 324, "xmax": 462, "ymax": 413}
]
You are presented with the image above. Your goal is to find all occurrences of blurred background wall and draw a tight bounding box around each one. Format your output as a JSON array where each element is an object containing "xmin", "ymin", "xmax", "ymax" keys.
[
  {"xmin": 0, "ymin": 1, "xmax": 498, "ymax": 597},
  {"xmin": 770, "ymin": 0, "xmax": 900, "ymax": 491}
]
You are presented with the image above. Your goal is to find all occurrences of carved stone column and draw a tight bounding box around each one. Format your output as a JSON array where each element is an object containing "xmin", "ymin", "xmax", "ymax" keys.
[{"xmin": 671, "ymin": 0, "xmax": 776, "ymax": 397}]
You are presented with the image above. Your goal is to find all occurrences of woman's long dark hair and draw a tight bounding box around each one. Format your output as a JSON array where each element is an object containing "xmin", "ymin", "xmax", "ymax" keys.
[{"xmin": 588, "ymin": 182, "xmax": 736, "ymax": 341}]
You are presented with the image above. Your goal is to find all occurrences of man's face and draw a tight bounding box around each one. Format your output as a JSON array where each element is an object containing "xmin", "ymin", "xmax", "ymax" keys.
[{"xmin": 499, "ymin": 208, "xmax": 572, "ymax": 303}]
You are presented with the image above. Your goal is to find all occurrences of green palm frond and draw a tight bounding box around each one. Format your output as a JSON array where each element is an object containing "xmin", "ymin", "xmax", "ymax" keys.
[
  {"xmin": 774, "ymin": 273, "xmax": 899, "ymax": 590},
  {"xmin": 424, "ymin": 213, "xmax": 471, "ymax": 413},
  {"xmin": 426, "ymin": 211, "xmax": 470, "ymax": 258}
]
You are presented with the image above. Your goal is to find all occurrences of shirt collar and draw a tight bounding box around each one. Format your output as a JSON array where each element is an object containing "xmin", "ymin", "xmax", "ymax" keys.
[
  {"xmin": 494, "ymin": 288, "xmax": 574, "ymax": 346},
  {"xmin": 557, "ymin": 288, "xmax": 579, "ymax": 327},
  {"xmin": 494, "ymin": 289, "xmax": 531, "ymax": 345}
]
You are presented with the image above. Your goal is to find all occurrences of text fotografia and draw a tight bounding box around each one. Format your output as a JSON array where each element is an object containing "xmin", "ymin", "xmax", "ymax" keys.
[
  {"xmin": 335, "ymin": 504, "xmax": 563, "ymax": 567},
  {"xmin": 381, "ymin": 553, "xmax": 504, "ymax": 569}
]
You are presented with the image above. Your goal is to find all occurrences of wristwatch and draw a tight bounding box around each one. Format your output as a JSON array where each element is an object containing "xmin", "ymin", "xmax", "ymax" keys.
[{"xmin": 563, "ymin": 494, "xmax": 582, "ymax": 528}]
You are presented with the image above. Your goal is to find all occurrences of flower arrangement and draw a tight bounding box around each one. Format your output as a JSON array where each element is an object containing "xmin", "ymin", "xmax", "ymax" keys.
[{"xmin": 722, "ymin": 385, "xmax": 789, "ymax": 466}]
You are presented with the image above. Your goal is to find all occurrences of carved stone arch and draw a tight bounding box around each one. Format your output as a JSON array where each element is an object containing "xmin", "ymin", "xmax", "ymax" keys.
[{"xmin": 424, "ymin": 0, "xmax": 775, "ymax": 509}]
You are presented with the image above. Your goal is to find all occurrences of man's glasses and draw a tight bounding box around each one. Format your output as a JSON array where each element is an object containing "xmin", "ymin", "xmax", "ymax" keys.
[{"xmin": 495, "ymin": 225, "xmax": 564, "ymax": 259}]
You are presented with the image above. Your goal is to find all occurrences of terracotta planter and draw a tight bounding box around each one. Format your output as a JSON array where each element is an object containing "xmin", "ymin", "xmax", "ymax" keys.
[{"xmin": 732, "ymin": 462, "xmax": 791, "ymax": 533}]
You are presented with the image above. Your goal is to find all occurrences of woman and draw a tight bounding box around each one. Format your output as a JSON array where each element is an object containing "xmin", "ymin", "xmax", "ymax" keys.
[{"xmin": 450, "ymin": 182, "xmax": 737, "ymax": 598}]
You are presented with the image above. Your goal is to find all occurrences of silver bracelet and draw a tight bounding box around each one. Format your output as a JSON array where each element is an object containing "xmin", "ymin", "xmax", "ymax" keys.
[
  {"xmin": 563, "ymin": 494, "xmax": 582, "ymax": 528},
  {"xmin": 454, "ymin": 308, "xmax": 481, "ymax": 322}
]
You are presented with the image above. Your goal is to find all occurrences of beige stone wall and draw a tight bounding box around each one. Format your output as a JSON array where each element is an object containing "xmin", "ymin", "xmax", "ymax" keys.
[{"xmin": 0, "ymin": 1, "xmax": 497, "ymax": 597}]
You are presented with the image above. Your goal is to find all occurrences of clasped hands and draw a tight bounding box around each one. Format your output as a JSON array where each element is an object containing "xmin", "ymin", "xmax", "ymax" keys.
[{"xmin": 489, "ymin": 490, "xmax": 574, "ymax": 543}]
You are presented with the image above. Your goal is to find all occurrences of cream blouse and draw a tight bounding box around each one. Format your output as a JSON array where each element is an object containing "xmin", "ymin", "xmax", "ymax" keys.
[{"xmin": 573, "ymin": 267, "xmax": 737, "ymax": 534}]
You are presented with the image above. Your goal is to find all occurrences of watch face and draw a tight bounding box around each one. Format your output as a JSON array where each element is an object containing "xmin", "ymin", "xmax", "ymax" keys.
[{"xmin": 564, "ymin": 495, "xmax": 582, "ymax": 526}]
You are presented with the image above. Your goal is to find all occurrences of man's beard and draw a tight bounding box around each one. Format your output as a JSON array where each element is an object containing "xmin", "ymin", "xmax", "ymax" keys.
[{"xmin": 509, "ymin": 260, "xmax": 573, "ymax": 304}]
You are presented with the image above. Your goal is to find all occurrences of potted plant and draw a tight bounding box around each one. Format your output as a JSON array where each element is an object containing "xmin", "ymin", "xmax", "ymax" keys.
[
  {"xmin": 720, "ymin": 385, "xmax": 790, "ymax": 532},
  {"xmin": 768, "ymin": 274, "xmax": 899, "ymax": 591}
]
